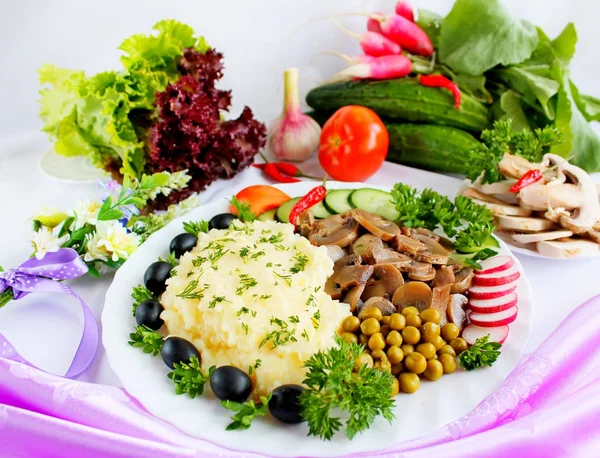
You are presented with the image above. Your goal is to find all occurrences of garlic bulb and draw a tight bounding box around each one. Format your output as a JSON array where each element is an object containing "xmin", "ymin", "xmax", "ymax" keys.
[{"xmin": 268, "ymin": 68, "xmax": 321, "ymax": 162}]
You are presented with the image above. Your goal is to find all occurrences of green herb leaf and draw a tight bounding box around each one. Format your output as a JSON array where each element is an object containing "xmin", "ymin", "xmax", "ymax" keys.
[
  {"xmin": 131, "ymin": 284, "xmax": 155, "ymax": 316},
  {"xmin": 183, "ymin": 220, "xmax": 209, "ymax": 237},
  {"xmin": 221, "ymin": 394, "xmax": 271, "ymax": 431},
  {"xmin": 167, "ymin": 357, "xmax": 212, "ymax": 399},
  {"xmin": 230, "ymin": 196, "xmax": 256, "ymax": 223},
  {"xmin": 128, "ymin": 325, "xmax": 163, "ymax": 356},
  {"xmin": 159, "ymin": 251, "xmax": 178, "ymax": 267},
  {"xmin": 458, "ymin": 335, "xmax": 502, "ymax": 370},
  {"xmin": 298, "ymin": 337, "xmax": 395, "ymax": 440}
]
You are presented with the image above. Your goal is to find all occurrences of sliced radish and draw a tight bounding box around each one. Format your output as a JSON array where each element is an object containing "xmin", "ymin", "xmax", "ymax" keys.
[
  {"xmin": 469, "ymin": 292, "xmax": 518, "ymax": 314},
  {"xmin": 473, "ymin": 267, "xmax": 520, "ymax": 287},
  {"xmin": 468, "ymin": 283, "xmax": 517, "ymax": 300},
  {"xmin": 474, "ymin": 256, "xmax": 514, "ymax": 275},
  {"xmin": 462, "ymin": 324, "xmax": 509, "ymax": 345},
  {"xmin": 469, "ymin": 306, "xmax": 518, "ymax": 327}
]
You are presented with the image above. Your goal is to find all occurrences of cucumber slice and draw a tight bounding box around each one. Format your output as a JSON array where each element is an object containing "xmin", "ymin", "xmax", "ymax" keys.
[
  {"xmin": 276, "ymin": 197, "xmax": 332, "ymax": 223},
  {"xmin": 276, "ymin": 198, "xmax": 300, "ymax": 223},
  {"xmin": 349, "ymin": 188, "xmax": 399, "ymax": 221},
  {"xmin": 324, "ymin": 189, "xmax": 354, "ymax": 214},
  {"xmin": 257, "ymin": 208, "xmax": 277, "ymax": 222}
]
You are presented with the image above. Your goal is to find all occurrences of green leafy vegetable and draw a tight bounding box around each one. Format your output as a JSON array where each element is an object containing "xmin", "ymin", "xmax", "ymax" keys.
[
  {"xmin": 131, "ymin": 284, "xmax": 155, "ymax": 316},
  {"xmin": 458, "ymin": 335, "xmax": 502, "ymax": 370},
  {"xmin": 439, "ymin": 0, "xmax": 538, "ymax": 75},
  {"xmin": 221, "ymin": 394, "xmax": 271, "ymax": 431},
  {"xmin": 128, "ymin": 325, "xmax": 163, "ymax": 355},
  {"xmin": 298, "ymin": 337, "xmax": 395, "ymax": 441},
  {"xmin": 183, "ymin": 220, "xmax": 209, "ymax": 237},
  {"xmin": 168, "ymin": 357, "xmax": 213, "ymax": 398},
  {"xmin": 230, "ymin": 197, "xmax": 256, "ymax": 222},
  {"xmin": 159, "ymin": 252, "xmax": 178, "ymax": 267}
]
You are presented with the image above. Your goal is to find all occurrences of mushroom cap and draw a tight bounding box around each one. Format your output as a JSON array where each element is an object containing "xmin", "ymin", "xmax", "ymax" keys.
[
  {"xmin": 352, "ymin": 234, "xmax": 384, "ymax": 264},
  {"xmin": 408, "ymin": 266, "xmax": 436, "ymax": 281},
  {"xmin": 358, "ymin": 296, "xmax": 397, "ymax": 319},
  {"xmin": 433, "ymin": 266, "xmax": 456, "ymax": 287},
  {"xmin": 411, "ymin": 234, "xmax": 450, "ymax": 265},
  {"xmin": 393, "ymin": 235, "xmax": 427, "ymax": 256},
  {"xmin": 392, "ymin": 282, "xmax": 432, "ymax": 312},
  {"xmin": 447, "ymin": 294, "xmax": 468, "ymax": 331},
  {"xmin": 308, "ymin": 214, "xmax": 360, "ymax": 247},
  {"xmin": 450, "ymin": 267, "xmax": 474, "ymax": 294},
  {"xmin": 343, "ymin": 284, "xmax": 366, "ymax": 313},
  {"xmin": 350, "ymin": 209, "xmax": 401, "ymax": 241},
  {"xmin": 518, "ymin": 182, "xmax": 584, "ymax": 212},
  {"xmin": 361, "ymin": 264, "xmax": 404, "ymax": 301}
]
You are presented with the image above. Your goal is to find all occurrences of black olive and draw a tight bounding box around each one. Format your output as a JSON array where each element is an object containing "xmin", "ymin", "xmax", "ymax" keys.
[
  {"xmin": 268, "ymin": 385, "xmax": 305, "ymax": 424},
  {"xmin": 143, "ymin": 261, "xmax": 172, "ymax": 296},
  {"xmin": 209, "ymin": 366, "xmax": 252, "ymax": 403},
  {"xmin": 169, "ymin": 233, "xmax": 198, "ymax": 258},
  {"xmin": 209, "ymin": 213, "xmax": 238, "ymax": 230},
  {"xmin": 135, "ymin": 299, "xmax": 164, "ymax": 330},
  {"xmin": 160, "ymin": 337, "xmax": 200, "ymax": 369}
]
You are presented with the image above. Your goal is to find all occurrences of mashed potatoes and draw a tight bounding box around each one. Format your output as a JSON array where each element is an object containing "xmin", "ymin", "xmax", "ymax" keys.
[{"xmin": 161, "ymin": 220, "xmax": 350, "ymax": 396}]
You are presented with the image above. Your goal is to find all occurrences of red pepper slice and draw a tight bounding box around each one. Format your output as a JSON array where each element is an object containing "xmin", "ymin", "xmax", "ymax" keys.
[
  {"xmin": 288, "ymin": 179, "xmax": 327, "ymax": 226},
  {"xmin": 418, "ymin": 74, "xmax": 461, "ymax": 110},
  {"xmin": 509, "ymin": 169, "xmax": 544, "ymax": 193}
]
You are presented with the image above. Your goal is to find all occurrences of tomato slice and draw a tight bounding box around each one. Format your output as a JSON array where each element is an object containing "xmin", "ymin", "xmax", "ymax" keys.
[
  {"xmin": 230, "ymin": 185, "xmax": 291, "ymax": 216},
  {"xmin": 318, "ymin": 106, "xmax": 389, "ymax": 182}
]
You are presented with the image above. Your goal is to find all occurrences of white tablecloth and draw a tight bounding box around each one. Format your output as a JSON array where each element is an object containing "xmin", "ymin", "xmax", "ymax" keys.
[{"xmin": 1, "ymin": 133, "xmax": 600, "ymax": 386}]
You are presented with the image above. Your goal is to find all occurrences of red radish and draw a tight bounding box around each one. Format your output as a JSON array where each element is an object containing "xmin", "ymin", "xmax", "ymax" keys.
[
  {"xmin": 463, "ymin": 324, "xmax": 509, "ymax": 345},
  {"xmin": 371, "ymin": 13, "xmax": 433, "ymax": 56},
  {"xmin": 333, "ymin": 17, "xmax": 401, "ymax": 57},
  {"xmin": 468, "ymin": 283, "xmax": 517, "ymax": 300},
  {"xmin": 473, "ymin": 267, "xmax": 521, "ymax": 287},
  {"xmin": 367, "ymin": 11, "xmax": 384, "ymax": 34},
  {"xmin": 469, "ymin": 306, "xmax": 518, "ymax": 327},
  {"xmin": 475, "ymin": 256, "xmax": 515, "ymax": 275},
  {"xmin": 469, "ymin": 292, "xmax": 518, "ymax": 314},
  {"xmin": 322, "ymin": 54, "xmax": 412, "ymax": 84},
  {"xmin": 395, "ymin": 0, "xmax": 414, "ymax": 21}
]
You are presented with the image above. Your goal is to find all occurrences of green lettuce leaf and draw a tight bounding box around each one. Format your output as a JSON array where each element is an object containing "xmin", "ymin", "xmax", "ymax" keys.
[
  {"xmin": 39, "ymin": 20, "xmax": 209, "ymax": 178},
  {"xmin": 571, "ymin": 83, "xmax": 600, "ymax": 122},
  {"xmin": 439, "ymin": 0, "xmax": 538, "ymax": 75},
  {"xmin": 491, "ymin": 90, "xmax": 532, "ymax": 132},
  {"xmin": 416, "ymin": 9, "xmax": 443, "ymax": 49},
  {"xmin": 551, "ymin": 23, "xmax": 577, "ymax": 65},
  {"xmin": 455, "ymin": 73, "xmax": 493, "ymax": 104}
]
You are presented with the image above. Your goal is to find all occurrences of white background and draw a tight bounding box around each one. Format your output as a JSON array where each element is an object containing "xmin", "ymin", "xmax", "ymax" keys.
[{"xmin": 0, "ymin": 0, "xmax": 599, "ymax": 386}]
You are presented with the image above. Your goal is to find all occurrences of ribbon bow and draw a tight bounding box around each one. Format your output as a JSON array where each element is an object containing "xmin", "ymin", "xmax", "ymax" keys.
[{"xmin": 0, "ymin": 248, "xmax": 99, "ymax": 377}]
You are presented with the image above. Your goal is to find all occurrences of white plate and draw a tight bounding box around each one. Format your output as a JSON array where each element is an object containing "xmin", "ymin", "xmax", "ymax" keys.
[{"xmin": 102, "ymin": 181, "xmax": 534, "ymax": 457}]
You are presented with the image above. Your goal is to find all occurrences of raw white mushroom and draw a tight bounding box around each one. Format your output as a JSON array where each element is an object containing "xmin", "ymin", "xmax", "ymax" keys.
[
  {"xmin": 496, "ymin": 215, "xmax": 556, "ymax": 232},
  {"xmin": 555, "ymin": 161, "xmax": 600, "ymax": 234},
  {"xmin": 472, "ymin": 198, "xmax": 532, "ymax": 217},
  {"xmin": 518, "ymin": 182, "xmax": 584, "ymax": 211},
  {"xmin": 536, "ymin": 239, "xmax": 600, "ymax": 258},
  {"xmin": 511, "ymin": 230, "xmax": 573, "ymax": 244},
  {"xmin": 498, "ymin": 154, "xmax": 538, "ymax": 179}
]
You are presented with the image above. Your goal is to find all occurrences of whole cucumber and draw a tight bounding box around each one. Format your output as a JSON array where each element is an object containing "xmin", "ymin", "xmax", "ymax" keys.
[{"xmin": 306, "ymin": 78, "xmax": 490, "ymax": 133}]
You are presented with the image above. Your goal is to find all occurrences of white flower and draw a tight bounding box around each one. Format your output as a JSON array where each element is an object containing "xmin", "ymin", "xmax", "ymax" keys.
[
  {"xmin": 146, "ymin": 170, "xmax": 191, "ymax": 199},
  {"xmin": 31, "ymin": 226, "xmax": 69, "ymax": 260},
  {"xmin": 84, "ymin": 221, "xmax": 140, "ymax": 263},
  {"xmin": 73, "ymin": 199, "xmax": 102, "ymax": 230}
]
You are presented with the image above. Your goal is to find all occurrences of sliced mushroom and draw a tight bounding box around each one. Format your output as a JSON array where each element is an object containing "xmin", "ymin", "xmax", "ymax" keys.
[
  {"xmin": 594, "ymin": 221, "xmax": 600, "ymax": 231},
  {"xmin": 361, "ymin": 265, "xmax": 404, "ymax": 301},
  {"xmin": 556, "ymin": 161, "xmax": 600, "ymax": 234},
  {"xmin": 392, "ymin": 282, "xmax": 432, "ymax": 312},
  {"xmin": 372, "ymin": 249, "xmax": 415, "ymax": 270},
  {"xmin": 462, "ymin": 187, "xmax": 511, "ymax": 205},
  {"xmin": 411, "ymin": 234, "xmax": 449, "ymax": 265},
  {"xmin": 342, "ymin": 284, "xmax": 366, "ymax": 313},
  {"xmin": 399, "ymin": 257, "xmax": 436, "ymax": 276},
  {"xmin": 474, "ymin": 179, "xmax": 518, "ymax": 195},
  {"xmin": 511, "ymin": 230, "xmax": 573, "ymax": 244},
  {"xmin": 429, "ymin": 284, "xmax": 451, "ymax": 322},
  {"xmin": 471, "ymin": 198, "xmax": 532, "ymax": 217},
  {"xmin": 447, "ymin": 294, "xmax": 468, "ymax": 331},
  {"xmin": 408, "ymin": 265, "xmax": 436, "ymax": 281},
  {"xmin": 450, "ymin": 268, "xmax": 474, "ymax": 294},
  {"xmin": 586, "ymin": 230, "xmax": 600, "ymax": 244},
  {"xmin": 308, "ymin": 214, "xmax": 360, "ymax": 247},
  {"xmin": 352, "ymin": 234, "xmax": 384, "ymax": 264},
  {"xmin": 358, "ymin": 296, "xmax": 396, "ymax": 319},
  {"xmin": 298, "ymin": 211, "xmax": 315, "ymax": 237},
  {"xmin": 401, "ymin": 227, "xmax": 440, "ymax": 241},
  {"xmin": 324, "ymin": 245, "xmax": 346, "ymax": 262},
  {"xmin": 393, "ymin": 234, "xmax": 427, "ymax": 256},
  {"xmin": 536, "ymin": 239, "xmax": 600, "ymax": 258},
  {"xmin": 498, "ymin": 153, "xmax": 537, "ymax": 179},
  {"xmin": 545, "ymin": 208, "xmax": 570, "ymax": 223},
  {"xmin": 349, "ymin": 209, "xmax": 401, "ymax": 241},
  {"xmin": 433, "ymin": 266, "xmax": 455, "ymax": 287},
  {"xmin": 495, "ymin": 215, "xmax": 556, "ymax": 233},
  {"xmin": 518, "ymin": 182, "xmax": 584, "ymax": 212},
  {"xmin": 325, "ymin": 255, "xmax": 366, "ymax": 299}
]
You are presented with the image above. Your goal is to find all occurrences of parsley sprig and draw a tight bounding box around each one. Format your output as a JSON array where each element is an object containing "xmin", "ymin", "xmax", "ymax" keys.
[
  {"xmin": 466, "ymin": 119, "xmax": 562, "ymax": 184},
  {"xmin": 183, "ymin": 220, "xmax": 209, "ymax": 237},
  {"xmin": 298, "ymin": 337, "xmax": 395, "ymax": 440},
  {"xmin": 458, "ymin": 335, "xmax": 502, "ymax": 371},
  {"xmin": 128, "ymin": 325, "xmax": 163, "ymax": 355},
  {"xmin": 221, "ymin": 394, "xmax": 271, "ymax": 430},
  {"xmin": 131, "ymin": 284, "xmax": 154, "ymax": 316},
  {"xmin": 230, "ymin": 196, "xmax": 256, "ymax": 222},
  {"xmin": 168, "ymin": 356, "xmax": 214, "ymax": 398}
]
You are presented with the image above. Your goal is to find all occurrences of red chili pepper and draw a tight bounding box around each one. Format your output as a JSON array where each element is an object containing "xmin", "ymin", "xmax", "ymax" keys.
[
  {"xmin": 288, "ymin": 178, "xmax": 327, "ymax": 226},
  {"xmin": 418, "ymin": 74, "xmax": 461, "ymax": 110},
  {"xmin": 509, "ymin": 169, "xmax": 544, "ymax": 193},
  {"xmin": 263, "ymin": 163, "xmax": 301, "ymax": 183}
]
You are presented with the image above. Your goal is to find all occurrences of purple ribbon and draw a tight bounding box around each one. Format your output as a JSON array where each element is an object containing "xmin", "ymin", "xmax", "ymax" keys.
[{"xmin": 0, "ymin": 248, "xmax": 98, "ymax": 377}]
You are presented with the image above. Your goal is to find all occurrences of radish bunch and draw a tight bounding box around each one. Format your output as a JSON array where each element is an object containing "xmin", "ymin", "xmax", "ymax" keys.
[
  {"xmin": 462, "ymin": 256, "xmax": 520, "ymax": 346},
  {"xmin": 322, "ymin": 0, "xmax": 433, "ymax": 83}
]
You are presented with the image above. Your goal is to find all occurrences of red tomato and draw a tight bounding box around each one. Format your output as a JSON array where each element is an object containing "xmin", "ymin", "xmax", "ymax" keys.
[{"xmin": 318, "ymin": 106, "xmax": 389, "ymax": 182}]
